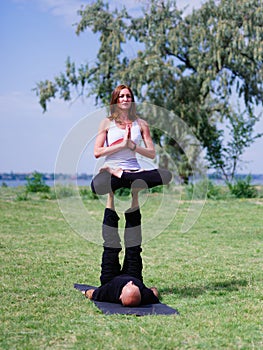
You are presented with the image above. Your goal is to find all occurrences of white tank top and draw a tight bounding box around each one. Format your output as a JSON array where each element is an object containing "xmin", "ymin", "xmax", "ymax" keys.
[{"xmin": 104, "ymin": 120, "xmax": 142, "ymax": 170}]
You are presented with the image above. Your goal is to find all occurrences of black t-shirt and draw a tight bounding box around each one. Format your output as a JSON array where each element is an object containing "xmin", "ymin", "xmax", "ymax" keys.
[{"xmin": 92, "ymin": 274, "xmax": 159, "ymax": 305}]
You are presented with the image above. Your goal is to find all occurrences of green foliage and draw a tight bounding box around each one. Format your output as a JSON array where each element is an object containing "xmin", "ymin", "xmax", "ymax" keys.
[
  {"xmin": 15, "ymin": 190, "xmax": 29, "ymax": 201},
  {"xmin": 53, "ymin": 185, "xmax": 77, "ymax": 199},
  {"xmin": 206, "ymin": 106, "xmax": 263, "ymax": 183},
  {"xmin": 35, "ymin": 0, "xmax": 263, "ymax": 112},
  {"xmin": 113, "ymin": 186, "xmax": 164, "ymax": 197},
  {"xmin": 40, "ymin": 185, "xmax": 98, "ymax": 200},
  {"xmin": 149, "ymin": 185, "xmax": 163, "ymax": 193},
  {"xmin": 26, "ymin": 171, "xmax": 50, "ymax": 193},
  {"xmin": 79, "ymin": 186, "xmax": 99, "ymax": 200},
  {"xmin": 34, "ymin": 0, "xmax": 263, "ymax": 181},
  {"xmin": 185, "ymin": 180, "xmax": 207, "ymax": 200},
  {"xmin": 185, "ymin": 176, "xmax": 259, "ymax": 200},
  {"xmin": 205, "ymin": 180, "xmax": 225, "ymax": 200},
  {"xmin": 114, "ymin": 187, "xmax": 131, "ymax": 197},
  {"xmin": 228, "ymin": 175, "xmax": 258, "ymax": 198},
  {"xmin": 185, "ymin": 179, "xmax": 228, "ymax": 200}
]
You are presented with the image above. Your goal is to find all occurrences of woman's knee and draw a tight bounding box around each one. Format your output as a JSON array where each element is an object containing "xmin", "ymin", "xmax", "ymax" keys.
[
  {"xmin": 91, "ymin": 172, "xmax": 111, "ymax": 195},
  {"xmin": 158, "ymin": 168, "xmax": 172, "ymax": 184}
]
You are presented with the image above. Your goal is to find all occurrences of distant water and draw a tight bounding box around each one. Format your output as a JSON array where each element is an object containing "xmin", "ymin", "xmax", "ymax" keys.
[
  {"xmin": 208, "ymin": 175, "xmax": 263, "ymax": 186},
  {"xmin": 1, "ymin": 175, "xmax": 263, "ymax": 187},
  {"xmin": 0, "ymin": 179, "xmax": 92, "ymax": 188}
]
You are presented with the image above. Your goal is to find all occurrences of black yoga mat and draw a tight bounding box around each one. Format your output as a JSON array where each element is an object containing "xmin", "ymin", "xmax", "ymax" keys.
[{"xmin": 74, "ymin": 283, "xmax": 179, "ymax": 316}]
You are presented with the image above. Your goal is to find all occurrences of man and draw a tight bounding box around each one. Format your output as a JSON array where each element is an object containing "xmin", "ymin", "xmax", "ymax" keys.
[{"xmin": 84, "ymin": 202, "xmax": 159, "ymax": 306}]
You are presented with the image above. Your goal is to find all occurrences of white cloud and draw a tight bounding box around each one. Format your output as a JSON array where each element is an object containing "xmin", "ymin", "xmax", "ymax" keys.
[
  {"xmin": 13, "ymin": 0, "xmax": 87, "ymax": 26},
  {"xmin": 13, "ymin": 0, "xmax": 204, "ymax": 26},
  {"xmin": 176, "ymin": 0, "xmax": 203, "ymax": 12},
  {"xmin": 37, "ymin": 0, "xmax": 85, "ymax": 24},
  {"xmin": 108, "ymin": 0, "xmax": 203, "ymax": 17}
]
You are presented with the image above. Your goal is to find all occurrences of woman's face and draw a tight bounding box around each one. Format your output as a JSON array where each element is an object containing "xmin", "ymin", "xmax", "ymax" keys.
[{"xmin": 117, "ymin": 88, "xmax": 132, "ymax": 111}]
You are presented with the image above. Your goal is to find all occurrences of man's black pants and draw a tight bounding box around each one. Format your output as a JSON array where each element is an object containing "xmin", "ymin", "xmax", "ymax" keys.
[{"xmin": 100, "ymin": 207, "xmax": 143, "ymax": 285}]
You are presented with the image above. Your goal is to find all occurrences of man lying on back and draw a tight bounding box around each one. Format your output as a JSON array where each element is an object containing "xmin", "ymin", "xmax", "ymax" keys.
[{"xmin": 84, "ymin": 207, "xmax": 159, "ymax": 307}]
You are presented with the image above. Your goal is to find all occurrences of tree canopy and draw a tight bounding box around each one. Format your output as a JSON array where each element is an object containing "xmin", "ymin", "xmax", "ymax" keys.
[{"xmin": 34, "ymin": 0, "xmax": 263, "ymax": 181}]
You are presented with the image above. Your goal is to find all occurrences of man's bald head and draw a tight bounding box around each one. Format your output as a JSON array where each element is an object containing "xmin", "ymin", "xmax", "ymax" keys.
[{"xmin": 119, "ymin": 281, "xmax": 141, "ymax": 307}]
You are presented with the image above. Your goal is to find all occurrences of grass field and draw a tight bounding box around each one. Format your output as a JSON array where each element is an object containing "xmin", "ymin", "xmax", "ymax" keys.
[{"xmin": 0, "ymin": 187, "xmax": 262, "ymax": 349}]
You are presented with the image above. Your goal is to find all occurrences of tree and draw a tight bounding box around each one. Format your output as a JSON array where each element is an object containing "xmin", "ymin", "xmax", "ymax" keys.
[
  {"xmin": 34, "ymin": 0, "xmax": 263, "ymax": 182},
  {"xmin": 205, "ymin": 105, "xmax": 263, "ymax": 183}
]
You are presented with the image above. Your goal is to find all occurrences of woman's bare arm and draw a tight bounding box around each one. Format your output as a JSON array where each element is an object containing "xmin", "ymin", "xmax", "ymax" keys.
[
  {"xmin": 94, "ymin": 117, "xmax": 156, "ymax": 160},
  {"xmin": 94, "ymin": 118, "xmax": 130, "ymax": 158},
  {"xmin": 134, "ymin": 118, "xmax": 156, "ymax": 159}
]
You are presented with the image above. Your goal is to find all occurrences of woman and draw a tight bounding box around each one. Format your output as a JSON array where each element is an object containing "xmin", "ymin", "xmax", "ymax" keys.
[
  {"xmin": 91, "ymin": 84, "xmax": 172, "ymax": 211},
  {"xmin": 91, "ymin": 84, "xmax": 172, "ymax": 280}
]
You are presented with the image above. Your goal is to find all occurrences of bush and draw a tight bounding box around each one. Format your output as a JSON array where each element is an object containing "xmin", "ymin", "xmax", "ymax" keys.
[
  {"xmin": 115, "ymin": 187, "xmax": 131, "ymax": 197},
  {"xmin": 114, "ymin": 186, "xmax": 164, "ymax": 197},
  {"xmin": 79, "ymin": 187, "xmax": 98, "ymax": 200},
  {"xmin": 52, "ymin": 185, "xmax": 77, "ymax": 199},
  {"xmin": 26, "ymin": 172, "xmax": 50, "ymax": 193},
  {"xmin": 185, "ymin": 180, "xmax": 225, "ymax": 200},
  {"xmin": 149, "ymin": 185, "xmax": 163, "ymax": 193},
  {"xmin": 16, "ymin": 191, "xmax": 29, "ymax": 201},
  {"xmin": 40, "ymin": 185, "xmax": 98, "ymax": 200},
  {"xmin": 206, "ymin": 181, "xmax": 224, "ymax": 199},
  {"xmin": 185, "ymin": 180, "xmax": 209, "ymax": 200},
  {"xmin": 228, "ymin": 175, "xmax": 258, "ymax": 198}
]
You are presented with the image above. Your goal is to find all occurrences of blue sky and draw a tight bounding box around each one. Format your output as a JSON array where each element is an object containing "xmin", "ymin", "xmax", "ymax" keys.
[{"xmin": 1, "ymin": 0, "xmax": 263, "ymax": 174}]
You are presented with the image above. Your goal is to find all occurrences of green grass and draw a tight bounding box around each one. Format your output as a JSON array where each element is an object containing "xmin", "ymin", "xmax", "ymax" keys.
[{"xmin": 0, "ymin": 187, "xmax": 262, "ymax": 349}]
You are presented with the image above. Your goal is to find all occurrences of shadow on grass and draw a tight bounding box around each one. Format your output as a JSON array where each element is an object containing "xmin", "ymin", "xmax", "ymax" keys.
[{"xmin": 159, "ymin": 279, "xmax": 248, "ymax": 298}]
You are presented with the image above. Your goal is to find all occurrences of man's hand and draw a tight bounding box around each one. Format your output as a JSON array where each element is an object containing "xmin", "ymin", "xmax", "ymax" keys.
[
  {"xmin": 84, "ymin": 289, "xmax": 95, "ymax": 299},
  {"xmin": 150, "ymin": 287, "xmax": 159, "ymax": 298}
]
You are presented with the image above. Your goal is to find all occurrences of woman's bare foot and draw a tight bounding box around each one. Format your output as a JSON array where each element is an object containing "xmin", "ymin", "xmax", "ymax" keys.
[
  {"xmin": 99, "ymin": 166, "xmax": 123, "ymax": 178},
  {"xmin": 99, "ymin": 166, "xmax": 111, "ymax": 173}
]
